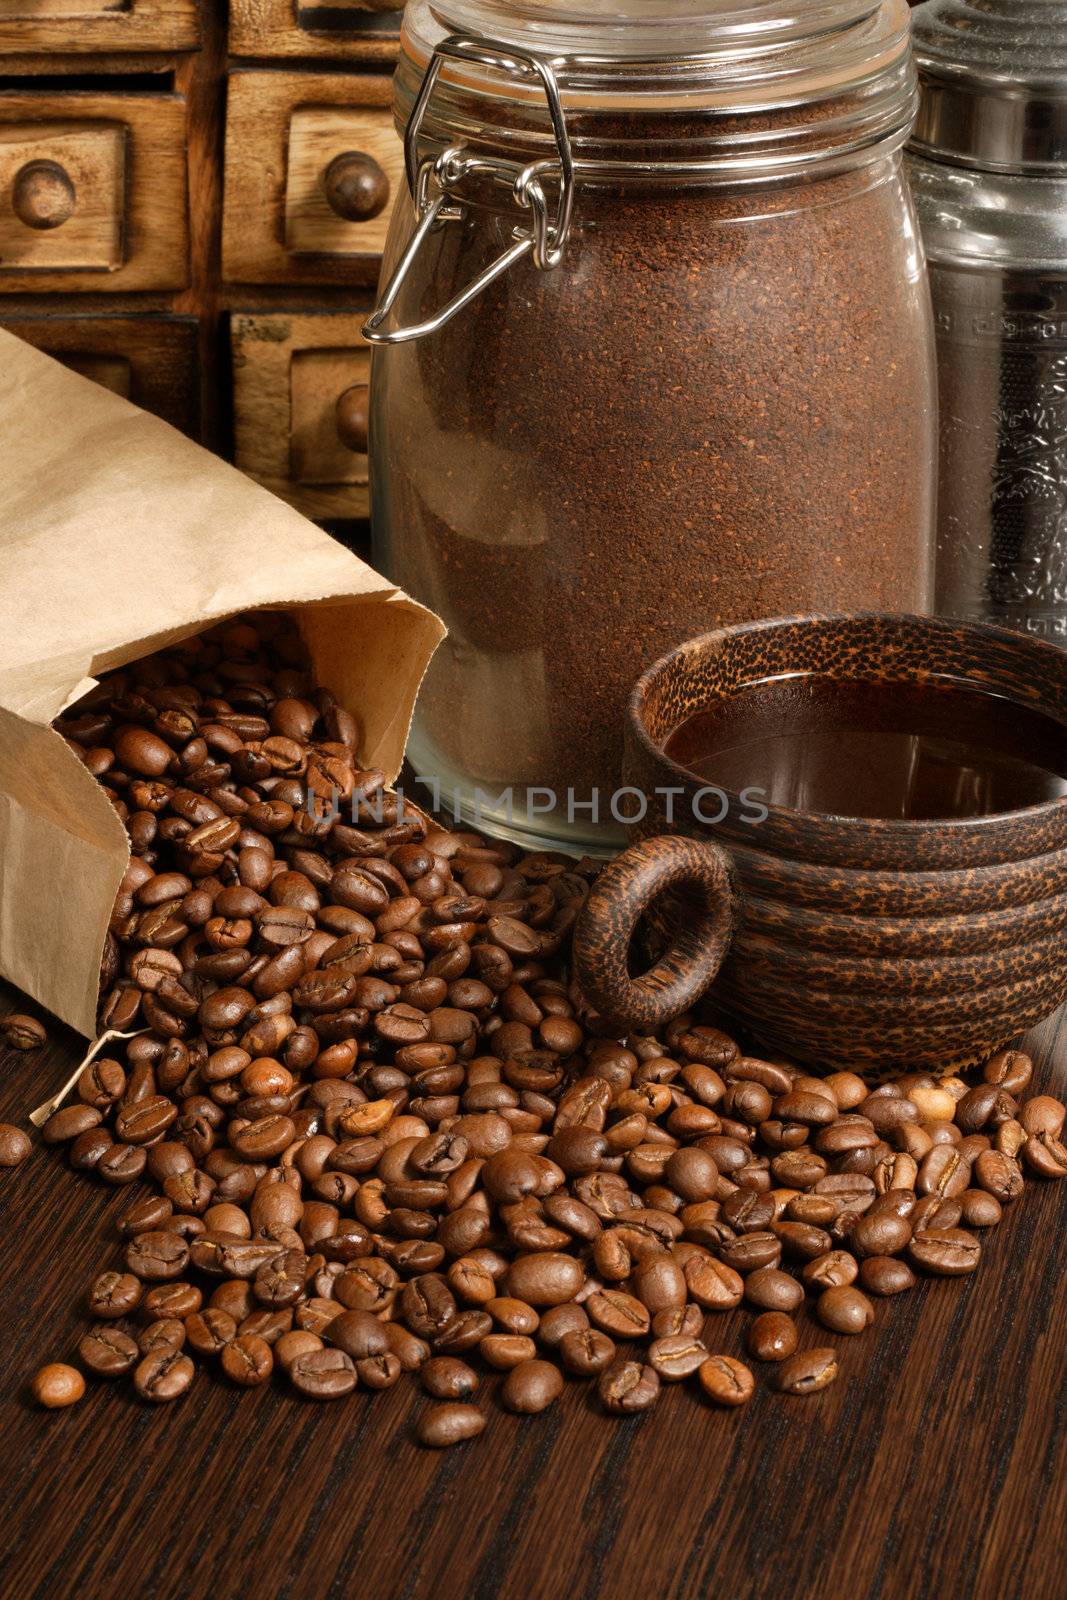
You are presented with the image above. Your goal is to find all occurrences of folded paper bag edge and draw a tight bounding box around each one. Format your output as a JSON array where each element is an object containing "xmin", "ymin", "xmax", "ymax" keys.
[{"xmin": 0, "ymin": 706, "xmax": 129, "ymax": 1041}]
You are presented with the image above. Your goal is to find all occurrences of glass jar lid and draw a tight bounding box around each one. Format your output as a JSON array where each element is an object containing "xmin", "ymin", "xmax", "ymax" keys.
[
  {"xmin": 396, "ymin": 0, "xmax": 917, "ymax": 176},
  {"xmin": 911, "ymin": 0, "xmax": 1067, "ymax": 173},
  {"xmin": 425, "ymin": 0, "xmax": 895, "ymax": 70}
]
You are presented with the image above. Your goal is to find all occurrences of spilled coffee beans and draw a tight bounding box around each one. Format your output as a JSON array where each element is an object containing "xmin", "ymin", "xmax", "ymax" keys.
[{"xmin": 5, "ymin": 615, "xmax": 1064, "ymax": 1444}]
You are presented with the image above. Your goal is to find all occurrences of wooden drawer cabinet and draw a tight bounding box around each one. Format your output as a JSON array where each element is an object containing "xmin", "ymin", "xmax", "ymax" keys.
[
  {"xmin": 0, "ymin": 0, "xmax": 198, "ymax": 59},
  {"xmin": 3, "ymin": 314, "xmax": 198, "ymax": 434},
  {"xmin": 229, "ymin": 0, "xmax": 401, "ymax": 64},
  {"xmin": 223, "ymin": 71, "xmax": 400, "ymax": 287},
  {"xmin": 232, "ymin": 311, "xmax": 371, "ymax": 520},
  {"xmin": 0, "ymin": 11, "xmax": 401, "ymax": 511},
  {"xmin": 0, "ymin": 93, "xmax": 188, "ymax": 292}
]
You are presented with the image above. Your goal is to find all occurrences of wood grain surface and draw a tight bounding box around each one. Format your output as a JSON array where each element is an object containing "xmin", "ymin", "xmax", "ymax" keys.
[{"xmin": 0, "ymin": 984, "xmax": 1063, "ymax": 1600}]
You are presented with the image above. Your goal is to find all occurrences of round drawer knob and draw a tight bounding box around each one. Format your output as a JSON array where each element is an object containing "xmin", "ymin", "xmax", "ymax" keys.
[
  {"xmin": 323, "ymin": 152, "xmax": 390, "ymax": 223},
  {"xmin": 12, "ymin": 159, "xmax": 77, "ymax": 230},
  {"xmin": 335, "ymin": 384, "xmax": 370, "ymax": 454}
]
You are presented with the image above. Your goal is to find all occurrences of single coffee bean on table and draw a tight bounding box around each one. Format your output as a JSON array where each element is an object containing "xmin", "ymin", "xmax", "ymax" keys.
[
  {"xmin": 0, "ymin": 1124, "xmax": 32, "ymax": 1167},
  {"xmin": 698, "ymin": 1356, "xmax": 755, "ymax": 1408},
  {"xmin": 3, "ymin": 1014, "xmax": 46, "ymax": 1051},
  {"xmin": 31, "ymin": 1364, "xmax": 84, "ymax": 1408},
  {"xmin": 776, "ymin": 1349, "xmax": 840, "ymax": 1396}
]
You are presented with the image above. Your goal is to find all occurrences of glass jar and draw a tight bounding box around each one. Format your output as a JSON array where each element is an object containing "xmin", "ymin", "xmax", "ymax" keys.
[
  {"xmin": 908, "ymin": 0, "xmax": 1067, "ymax": 645},
  {"xmin": 369, "ymin": 0, "xmax": 937, "ymax": 853}
]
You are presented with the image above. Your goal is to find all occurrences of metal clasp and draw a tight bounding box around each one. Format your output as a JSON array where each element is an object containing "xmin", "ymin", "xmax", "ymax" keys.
[{"xmin": 363, "ymin": 34, "xmax": 574, "ymax": 346}]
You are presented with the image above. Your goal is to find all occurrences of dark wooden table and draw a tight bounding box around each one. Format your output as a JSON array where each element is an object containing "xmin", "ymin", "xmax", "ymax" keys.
[{"xmin": 1, "ymin": 986, "xmax": 1064, "ymax": 1600}]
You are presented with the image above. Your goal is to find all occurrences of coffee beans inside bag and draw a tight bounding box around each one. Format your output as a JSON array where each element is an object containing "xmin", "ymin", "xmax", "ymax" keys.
[{"xmin": 0, "ymin": 332, "xmax": 443, "ymax": 1039}]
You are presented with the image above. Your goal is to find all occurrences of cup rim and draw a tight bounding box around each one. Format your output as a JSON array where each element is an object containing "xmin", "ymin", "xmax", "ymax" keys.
[{"xmin": 628, "ymin": 610, "xmax": 1067, "ymax": 837}]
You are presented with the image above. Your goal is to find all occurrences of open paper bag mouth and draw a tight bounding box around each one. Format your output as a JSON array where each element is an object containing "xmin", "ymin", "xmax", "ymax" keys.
[{"xmin": 0, "ymin": 331, "xmax": 445, "ymax": 1040}]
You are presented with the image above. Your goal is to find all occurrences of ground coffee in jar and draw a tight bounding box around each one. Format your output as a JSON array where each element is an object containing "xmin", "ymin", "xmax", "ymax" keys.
[{"xmin": 369, "ymin": 0, "xmax": 937, "ymax": 852}]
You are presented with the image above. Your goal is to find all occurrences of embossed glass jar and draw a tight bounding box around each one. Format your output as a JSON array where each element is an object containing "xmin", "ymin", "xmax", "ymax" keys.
[
  {"xmin": 369, "ymin": 0, "xmax": 937, "ymax": 852},
  {"xmin": 910, "ymin": 0, "xmax": 1067, "ymax": 643}
]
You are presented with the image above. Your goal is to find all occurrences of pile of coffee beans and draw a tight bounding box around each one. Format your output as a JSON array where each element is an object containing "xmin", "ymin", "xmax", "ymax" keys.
[{"xmin": 9, "ymin": 615, "xmax": 1067, "ymax": 1441}]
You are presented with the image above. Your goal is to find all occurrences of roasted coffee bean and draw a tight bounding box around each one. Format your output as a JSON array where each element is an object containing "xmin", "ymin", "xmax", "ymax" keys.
[
  {"xmin": 717, "ymin": 1232, "xmax": 781, "ymax": 1274},
  {"xmin": 42, "ymin": 1105, "xmax": 102, "ymax": 1145},
  {"xmin": 917, "ymin": 1145, "xmax": 970, "ymax": 1199},
  {"xmin": 290, "ymin": 1347, "xmax": 358, "ymax": 1399},
  {"xmin": 421, "ymin": 1357, "xmax": 479, "ymax": 1400},
  {"xmin": 88, "ymin": 1271, "xmax": 143, "ymax": 1318},
  {"xmin": 722, "ymin": 1190, "xmax": 775, "ymax": 1232},
  {"xmin": 982, "ymin": 1050, "xmax": 1032, "ymax": 1096},
  {"xmin": 684, "ymin": 1254, "xmax": 744, "ymax": 1310},
  {"xmin": 802, "ymin": 1250, "xmax": 859, "ymax": 1290},
  {"xmin": 79, "ymin": 1326, "xmax": 141, "ymax": 1377},
  {"xmin": 772, "ymin": 1221, "xmax": 831, "ymax": 1262},
  {"xmin": 3, "ymin": 1013, "xmax": 46, "ymax": 1050},
  {"xmin": 328, "ymin": 1309, "xmax": 388, "ymax": 1362},
  {"xmin": 775, "ymin": 1091, "xmax": 836, "ymax": 1128},
  {"xmin": 560, "ymin": 1328, "xmax": 615, "ymax": 1377},
  {"xmin": 651, "ymin": 1303, "xmax": 703, "ymax": 1339},
  {"xmin": 955, "ymin": 1084, "xmax": 1002, "ymax": 1134},
  {"xmin": 221, "ymin": 1334, "xmax": 273, "ymax": 1386},
  {"xmin": 418, "ymin": 1402, "xmax": 486, "ymax": 1446},
  {"xmin": 1020, "ymin": 1096, "xmax": 1065, "ymax": 1139},
  {"xmin": 134, "ymin": 1349, "xmax": 194, "ymax": 1402},
  {"xmin": 358, "ymin": 1352, "xmax": 403, "ymax": 1390},
  {"xmin": 1022, "ymin": 1130, "xmax": 1067, "ymax": 1179},
  {"xmin": 858, "ymin": 1256, "xmax": 916, "ymax": 1296},
  {"xmin": 599, "ymin": 1358, "xmax": 660, "ymax": 1414},
  {"xmin": 481, "ymin": 1334, "xmax": 537, "ymax": 1370},
  {"xmin": 974, "ymin": 1149, "xmax": 1024, "ymax": 1202},
  {"xmin": 78, "ymin": 1058, "xmax": 127, "ymax": 1109},
  {"xmin": 69, "ymin": 1127, "xmax": 114, "ymax": 1172},
  {"xmin": 97, "ymin": 1145, "xmax": 148, "ymax": 1185},
  {"xmin": 126, "ymin": 1231, "xmax": 190, "ymax": 1281},
  {"xmin": 746, "ymin": 1312, "xmax": 797, "ymax": 1363},
  {"xmin": 775, "ymin": 1347, "xmax": 839, "ymax": 1395},
  {"xmin": 0, "ymin": 1124, "xmax": 31, "ymax": 1167},
  {"xmin": 114, "ymin": 1097, "xmax": 178, "ymax": 1145},
  {"xmin": 908, "ymin": 1228, "xmax": 980, "ymax": 1276},
  {"xmin": 849, "ymin": 1209, "xmax": 912, "ymax": 1258},
  {"xmin": 31, "ymin": 1364, "xmax": 85, "ymax": 1408},
  {"xmin": 647, "ymin": 1334, "xmax": 708, "ymax": 1380},
  {"xmin": 585, "ymin": 1289, "xmax": 651, "ymax": 1339},
  {"xmin": 139, "ymin": 1318, "xmax": 187, "ymax": 1356},
  {"xmin": 434, "ymin": 1310, "xmax": 494, "ymax": 1355},
  {"xmin": 185, "ymin": 1308, "xmax": 237, "ymax": 1355},
  {"xmin": 958, "ymin": 1188, "xmax": 1003, "ymax": 1228},
  {"xmin": 505, "ymin": 1251, "xmax": 584, "ymax": 1307},
  {"xmin": 274, "ymin": 1331, "xmax": 324, "ymax": 1373},
  {"xmin": 119, "ymin": 1198, "xmax": 175, "ymax": 1240},
  {"xmin": 743, "ymin": 1266, "xmax": 804, "ymax": 1312},
  {"xmin": 816, "ymin": 1284, "xmax": 875, "ymax": 1334},
  {"xmin": 698, "ymin": 1355, "xmax": 754, "ymax": 1407},
  {"xmin": 501, "ymin": 1359, "xmax": 563, "ymax": 1413}
]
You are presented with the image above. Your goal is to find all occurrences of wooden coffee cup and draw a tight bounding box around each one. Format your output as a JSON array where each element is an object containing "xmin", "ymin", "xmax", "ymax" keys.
[{"xmin": 573, "ymin": 614, "xmax": 1067, "ymax": 1076}]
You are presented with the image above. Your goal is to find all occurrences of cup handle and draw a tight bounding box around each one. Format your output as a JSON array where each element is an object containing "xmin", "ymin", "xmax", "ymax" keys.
[{"xmin": 572, "ymin": 835, "xmax": 736, "ymax": 1035}]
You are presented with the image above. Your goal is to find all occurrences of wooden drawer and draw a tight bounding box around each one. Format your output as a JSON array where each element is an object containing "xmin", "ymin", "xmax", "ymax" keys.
[
  {"xmin": 0, "ymin": 92, "xmax": 188, "ymax": 292},
  {"xmin": 3, "ymin": 315, "xmax": 198, "ymax": 435},
  {"xmin": 232, "ymin": 311, "xmax": 372, "ymax": 520},
  {"xmin": 229, "ymin": 0, "xmax": 400, "ymax": 64},
  {"xmin": 0, "ymin": 0, "xmax": 198, "ymax": 59},
  {"xmin": 222, "ymin": 71, "xmax": 401, "ymax": 288}
]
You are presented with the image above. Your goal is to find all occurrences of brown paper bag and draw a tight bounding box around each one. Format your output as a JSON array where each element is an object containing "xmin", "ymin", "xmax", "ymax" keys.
[{"xmin": 0, "ymin": 331, "xmax": 444, "ymax": 1040}]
